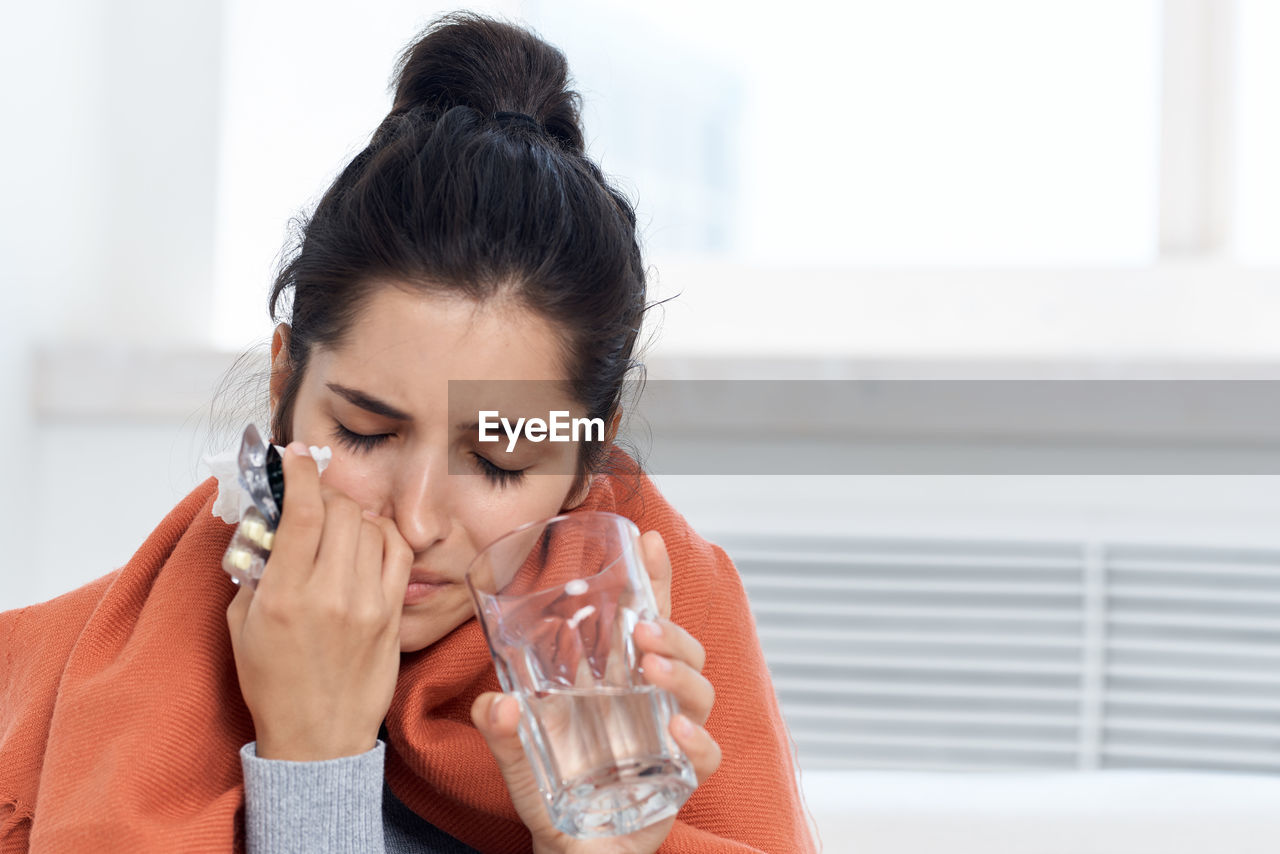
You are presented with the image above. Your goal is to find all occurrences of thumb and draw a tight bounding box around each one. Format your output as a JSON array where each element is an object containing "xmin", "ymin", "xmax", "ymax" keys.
[
  {"xmin": 225, "ymin": 580, "xmax": 253, "ymax": 634},
  {"xmin": 471, "ymin": 692, "xmax": 526, "ymax": 769},
  {"xmin": 471, "ymin": 692, "xmax": 554, "ymax": 835}
]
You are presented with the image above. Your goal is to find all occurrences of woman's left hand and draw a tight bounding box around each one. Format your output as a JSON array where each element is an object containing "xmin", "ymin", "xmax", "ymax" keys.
[{"xmin": 471, "ymin": 530, "xmax": 721, "ymax": 854}]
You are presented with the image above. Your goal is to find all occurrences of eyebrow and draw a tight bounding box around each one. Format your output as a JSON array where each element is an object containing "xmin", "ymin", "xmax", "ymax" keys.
[{"xmin": 326, "ymin": 383, "xmax": 412, "ymax": 421}]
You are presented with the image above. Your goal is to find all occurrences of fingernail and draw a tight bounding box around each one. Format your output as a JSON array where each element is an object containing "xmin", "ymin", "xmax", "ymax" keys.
[
  {"xmin": 674, "ymin": 714, "xmax": 695, "ymax": 738},
  {"xmin": 363, "ymin": 510, "xmax": 379, "ymax": 520},
  {"xmin": 489, "ymin": 694, "xmax": 504, "ymax": 725},
  {"xmin": 651, "ymin": 654, "xmax": 672, "ymax": 674},
  {"xmin": 640, "ymin": 620, "xmax": 662, "ymax": 638},
  {"xmin": 286, "ymin": 441, "xmax": 309, "ymax": 456}
]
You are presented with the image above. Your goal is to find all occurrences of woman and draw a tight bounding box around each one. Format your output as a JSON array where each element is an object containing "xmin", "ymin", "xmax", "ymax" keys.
[{"xmin": 0, "ymin": 12, "xmax": 813, "ymax": 853}]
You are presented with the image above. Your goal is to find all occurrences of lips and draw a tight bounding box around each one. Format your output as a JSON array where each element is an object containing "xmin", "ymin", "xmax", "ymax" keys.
[
  {"xmin": 403, "ymin": 569, "xmax": 456, "ymax": 606},
  {"xmin": 409, "ymin": 569, "xmax": 452, "ymax": 586}
]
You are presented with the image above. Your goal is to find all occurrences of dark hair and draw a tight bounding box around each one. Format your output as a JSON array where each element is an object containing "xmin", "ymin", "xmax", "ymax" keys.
[{"xmin": 267, "ymin": 12, "xmax": 647, "ymax": 496}]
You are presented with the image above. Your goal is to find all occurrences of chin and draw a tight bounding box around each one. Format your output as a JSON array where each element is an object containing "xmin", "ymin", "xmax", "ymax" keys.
[{"xmin": 394, "ymin": 588, "xmax": 476, "ymax": 655}]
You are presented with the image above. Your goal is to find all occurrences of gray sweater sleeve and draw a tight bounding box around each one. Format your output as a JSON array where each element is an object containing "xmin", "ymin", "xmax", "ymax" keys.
[{"xmin": 240, "ymin": 740, "xmax": 386, "ymax": 854}]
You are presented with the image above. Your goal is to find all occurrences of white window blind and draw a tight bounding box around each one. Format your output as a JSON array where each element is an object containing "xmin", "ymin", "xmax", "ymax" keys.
[{"xmin": 724, "ymin": 534, "xmax": 1280, "ymax": 774}]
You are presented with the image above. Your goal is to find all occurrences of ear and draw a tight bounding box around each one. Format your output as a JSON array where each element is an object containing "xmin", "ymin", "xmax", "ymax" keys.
[{"xmin": 269, "ymin": 323, "xmax": 292, "ymax": 413}]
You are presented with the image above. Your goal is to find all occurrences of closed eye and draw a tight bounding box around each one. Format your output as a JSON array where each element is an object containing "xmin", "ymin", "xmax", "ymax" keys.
[
  {"xmin": 471, "ymin": 452, "xmax": 526, "ymax": 487},
  {"xmin": 332, "ymin": 423, "xmax": 392, "ymax": 453}
]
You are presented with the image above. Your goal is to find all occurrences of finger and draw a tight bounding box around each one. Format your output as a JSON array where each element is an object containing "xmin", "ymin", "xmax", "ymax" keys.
[
  {"xmin": 364, "ymin": 512, "xmax": 412, "ymax": 607},
  {"xmin": 264, "ymin": 442, "xmax": 326, "ymax": 587},
  {"xmin": 634, "ymin": 618, "xmax": 706, "ymax": 673},
  {"xmin": 312, "ymin": 487, "xmax": 364, "ymax": 584},
  {"xmin": 642, "ymin": 653, "xmax": 714, "ymax": 726},
  {"xmin": 671, "ymin": 713, "xmax": 721, "ymax": 786},
  {"xmin": 640, "ymin": 530, "xmax": 672, "ymax": 618},
  {"xmin": 354, "ymin": 517, "xmax": 384, "ymax": 587}
]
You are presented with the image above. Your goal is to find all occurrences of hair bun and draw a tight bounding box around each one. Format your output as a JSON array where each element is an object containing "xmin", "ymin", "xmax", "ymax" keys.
[{"xmin": 389, "ymin": 12, "xmax": 585, "ymax": 155}]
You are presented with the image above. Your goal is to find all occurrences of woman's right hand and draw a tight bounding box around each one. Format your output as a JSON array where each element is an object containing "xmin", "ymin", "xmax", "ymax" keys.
[{"xmin": 226, "ymin": 441, "xmax": 413, "ymax": 761}]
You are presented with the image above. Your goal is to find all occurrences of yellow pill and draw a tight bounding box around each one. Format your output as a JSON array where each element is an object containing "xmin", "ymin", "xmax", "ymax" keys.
[{"xmin": 242, "ymin": 517, "xmax": 266, "ymax": 544}]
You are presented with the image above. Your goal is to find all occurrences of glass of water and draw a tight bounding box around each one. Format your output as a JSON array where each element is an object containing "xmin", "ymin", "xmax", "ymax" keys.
[{"xmin": 465, "ymin": 511, "xmax": 696, "ymax": 838}]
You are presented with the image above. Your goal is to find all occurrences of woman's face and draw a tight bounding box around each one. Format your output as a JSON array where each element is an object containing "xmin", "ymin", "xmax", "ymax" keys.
[{"xmin": 275, "ymin": 284, "xmax": 591, "ymax": 652}]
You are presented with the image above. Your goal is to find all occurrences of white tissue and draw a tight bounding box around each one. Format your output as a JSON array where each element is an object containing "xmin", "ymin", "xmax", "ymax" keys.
[
  {"xmin": 306, "ymin": 445, "xmax": 334, "ymax": 470},
  {"xmin": 203, "ymin": 439, "xmax": 332, "ymax": 525}
]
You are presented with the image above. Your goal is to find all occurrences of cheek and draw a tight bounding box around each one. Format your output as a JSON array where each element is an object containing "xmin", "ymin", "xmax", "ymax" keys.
[
  {"xmin": 457, "ymin": 475, "xmax": 581, "ymax": 542},
  {"xmin": 316, "ymin": 452, "xmax": 389, "ymax": 510}
]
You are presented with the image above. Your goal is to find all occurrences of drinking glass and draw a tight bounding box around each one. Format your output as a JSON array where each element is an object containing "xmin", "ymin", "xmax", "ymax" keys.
[{"xmin": 466, "ymin": 511, "xmax": 696, "ymax": 838}]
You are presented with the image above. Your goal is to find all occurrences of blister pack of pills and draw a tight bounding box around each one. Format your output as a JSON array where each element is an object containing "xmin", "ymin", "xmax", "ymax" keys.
[{"xmin": 221, "ymin": 424, "xmax": 285, "ymax": 589}]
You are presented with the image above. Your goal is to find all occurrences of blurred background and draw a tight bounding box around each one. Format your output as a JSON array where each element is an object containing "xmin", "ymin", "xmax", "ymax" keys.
[{"xmin": 3, "ymin": 0, "xmax": 1280, "ymax": 850}]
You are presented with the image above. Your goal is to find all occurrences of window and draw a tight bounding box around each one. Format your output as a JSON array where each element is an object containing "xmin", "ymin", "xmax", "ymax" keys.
[
  {"xmin": 211, "ymin": 1, "xmax": 1277, "ymax": 357},
  {"xmin": 1234, "ymin": 0, "xmax": 1280, "ymax": 266},
  {"xmin": 540, "ymin": 0, "xmax": 1161, "ymax": 266}
]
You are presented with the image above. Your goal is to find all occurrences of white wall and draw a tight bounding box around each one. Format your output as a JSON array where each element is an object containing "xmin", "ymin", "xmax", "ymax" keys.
[{"xmin": 0, "ymin": 0, "xmax": 223, "ymax": 608}]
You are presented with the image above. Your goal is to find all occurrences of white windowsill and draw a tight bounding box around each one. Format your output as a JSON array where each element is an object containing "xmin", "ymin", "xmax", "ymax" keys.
[
  {"xmin": 642, "ymin": 257, "xmax": 1280, "ymax": 363},
  {"xmin": 804, "ymin": 769, "xmax": 1280, "ymax": 854},
  {"xmin": 30, "ymin": 258, "xmax": 1280, "ymax": 423}
]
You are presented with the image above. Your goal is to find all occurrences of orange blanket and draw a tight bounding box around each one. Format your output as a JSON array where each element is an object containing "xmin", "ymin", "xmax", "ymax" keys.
[{"xmin": 0, "ymin": 448, "xmax": 815, "ymax": 853}]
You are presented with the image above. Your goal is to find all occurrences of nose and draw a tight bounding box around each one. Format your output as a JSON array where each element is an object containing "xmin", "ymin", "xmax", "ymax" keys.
[{"xmin": 387, "ymin": 450, "xmax": 450, "ymax": 554}]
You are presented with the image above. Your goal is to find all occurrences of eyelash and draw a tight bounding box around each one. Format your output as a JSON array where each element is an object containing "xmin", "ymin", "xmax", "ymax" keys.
[
  {"xmin": 471, "ymin": 452, "xmax": 526, "ymax": 487},
  {"xmin": 330, "ymin": 424, "xmax": 526, "ymax": 487},
  {"xmin": 332, "ymin": 423, "xmax": 390, "ymax": 454}
]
